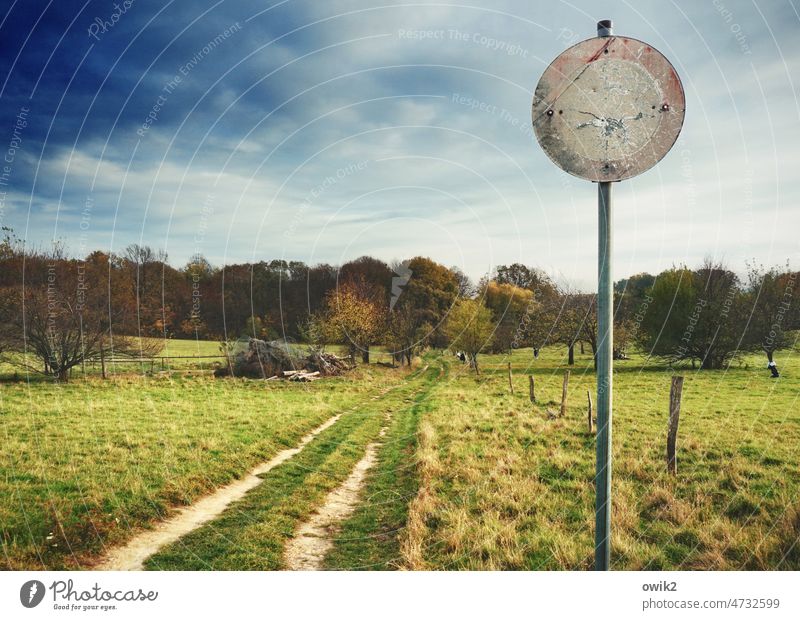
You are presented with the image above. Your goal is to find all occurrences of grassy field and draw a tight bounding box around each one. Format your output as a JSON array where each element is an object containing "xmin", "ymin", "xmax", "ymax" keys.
[
  {"xmin": 2, "ymin": 341, "xmax": 799, "ymax": 570},
  {"xmin": 0, "ymin": 363, "xmax": 409, "ymax": 569},
  {"xmin": 398, "ymin": 346, "xmax": 800, "ymax": 570},
  {"xmin": 145, "ymin": 362, "xmax": 440, "ymax": 569}
]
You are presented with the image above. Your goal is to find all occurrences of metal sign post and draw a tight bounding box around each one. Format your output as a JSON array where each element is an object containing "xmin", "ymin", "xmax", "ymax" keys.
[
  {"xmin": 531, "ymin": 19, "xmax": 685, "ymax": 570},
  {"xmin": 596, "ymin": 176, "xmax": 613, "ymax": 570}
]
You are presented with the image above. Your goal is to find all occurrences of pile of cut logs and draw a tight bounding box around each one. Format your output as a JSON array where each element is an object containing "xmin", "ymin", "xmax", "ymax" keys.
[
  {"xmin": 215, "ymin": 338, "xmax": 354, "ymax": 380},
  {"xmin": 268, "ymin": 370, "xmax": 322, "ymax": 382}
]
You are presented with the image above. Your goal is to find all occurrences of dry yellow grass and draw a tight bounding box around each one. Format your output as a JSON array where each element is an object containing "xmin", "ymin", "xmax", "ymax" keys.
[{"xmin": 401, "ymin": 346, "xmax": 800, "ymax": 570}]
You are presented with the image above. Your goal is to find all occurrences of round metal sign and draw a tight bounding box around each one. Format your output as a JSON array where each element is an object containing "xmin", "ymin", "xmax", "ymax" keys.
[{"xmin": 532, "ymin": 36, "xmax": 685, "ymax": 182}]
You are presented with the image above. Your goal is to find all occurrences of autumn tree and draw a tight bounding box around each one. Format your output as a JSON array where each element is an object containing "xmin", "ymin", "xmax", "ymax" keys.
[
  {"xmin": 744, "ymin": 263, "xmax": 798, "ymax": 363},
  {"xmin": 385, "ymin": 304, "xmax": 429, "ymax": 366},
  {"xmin": 449, "ymin": 265, "xmax": 475, "ymax": 298},
  {"xmin": 492, "ymin": 265, "xmax": 560, "ymax": 355},
  {"xmin": 444, "ymin": 298, "xmax": 494, "ymax": 375},
  {"xmin": 636, "ymin": 261, "xmax": 747, "ymax": 369},
  {"xmin": 0, "ymin": 247, "xmax": 161, "ymax": 381},
  {"xmin": 397, "ymin": 256, "xmax": 459, "ymax": 348},
  {"xmin": 340, "ymin": 256, "xmax": 393, "ymax": 305},
  {"xmin": 552, "ymin": 286, "xmax": 588, "ymax": 365},
  {"xmin": 482, "ymin": 280, "xmax": 535, "ymax": 352},
  {"xmin": 319, "ymin": 279, "xmax": 385, "ymax": 362}
]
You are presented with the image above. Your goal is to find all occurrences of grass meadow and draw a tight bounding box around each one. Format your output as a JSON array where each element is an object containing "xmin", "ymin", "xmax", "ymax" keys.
[
  {"xmin": 398, "ymin": 346, "xmax": 800, "ymax": 570},
  {"xmin": 1, "ymin": 339, "xmax": 799, "ymax": 570},
  {"xmin": 0, "ymin": 360, "xmax": 408, "ymax": 569}
]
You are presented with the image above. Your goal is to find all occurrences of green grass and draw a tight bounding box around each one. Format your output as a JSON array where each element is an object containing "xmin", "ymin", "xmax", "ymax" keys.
[
  {"xmin": 2, "ymin": 340, "xmax": 799, "ymax": 571},
  {"xmin": 401, "ymin": 345, "xmax": 800, "ymax": 570},
  {"xmin": 321, "ymin": 361, "xmax": 445, "ymax": 569},
  {"xmin": 144, "ymin": 362, "xmax": 440, "ymax": 570},
  {"xmin": 157, "ymin": 338, "xmax": 221, "ymax": 357},
  {"xmin": 0, "ymin": 364, "xmax": 406, "ymax": 569},
  {"xmin": 0, "ymin": 337, "xmax": 226, "ymax": 380}
]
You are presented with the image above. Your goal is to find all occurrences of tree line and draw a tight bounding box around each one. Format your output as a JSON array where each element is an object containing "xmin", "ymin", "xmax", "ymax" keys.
[{"xmin": 0, "ymin": 228, "xmax": 797, "ymax": 380}]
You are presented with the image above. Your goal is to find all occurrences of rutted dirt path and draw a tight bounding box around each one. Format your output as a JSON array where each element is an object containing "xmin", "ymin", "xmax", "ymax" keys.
[
  {"xmin": 96, "ymin": 413, "xmax": 343, "ymax": 571},
  {"xmin": 284, "ymin": 438, "xmax": 382, "ymax": 570},
  {"xmin": 284, "ymin": 365, "xmax": 433, "ymax": 570}
]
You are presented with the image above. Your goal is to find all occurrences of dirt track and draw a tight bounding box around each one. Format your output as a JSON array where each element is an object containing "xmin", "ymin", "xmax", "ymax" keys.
[{"xmin": 95, "ymin": 414, "xmax": 342, "ymax": 570}]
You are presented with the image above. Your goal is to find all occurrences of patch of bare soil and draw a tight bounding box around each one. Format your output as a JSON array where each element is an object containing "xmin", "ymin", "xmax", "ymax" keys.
[{"xmin": 95, "ymin": 414, "xmax": 342, "ymax": 571}]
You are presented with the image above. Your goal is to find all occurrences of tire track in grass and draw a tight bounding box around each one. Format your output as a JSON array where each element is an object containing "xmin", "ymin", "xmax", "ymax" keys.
[
  {"xmin": 288, "ymin": 362, "xmax": 443, "ymax": 570},
  {"xmin": 284, "ymin": 438, "xmax": 383, "ymax": 569},
  {"xmin": 141, "ymin": 364, "xmax": 433, "ymax": 570},
  {"xmin": 96, "ymin": 379, "xmax": 404, "ymax": 571},
  {"xmin": 96, "ymin": 414, "xmax": 343, "ymax": 570}
]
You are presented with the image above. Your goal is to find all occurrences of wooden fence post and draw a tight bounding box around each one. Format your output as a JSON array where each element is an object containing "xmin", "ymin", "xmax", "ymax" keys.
[
  {"xmin": 560, "ymin": 370, "xmax": 570, "ymax": 417},
  {"xmin": 100, "ymin": 344, "xmax": 107, "ymax": 379},
  {"xmin": 507, "ymin": 362, "xmax": 514, "ymax": 395},
  {"xmin": 667, "ymin": 376, "xmax": 684, "ymax": 475},
  {"xmin": 529, "ymin": 375, "xmax": 535, "ymax": 403},
  {"xmin": 587, "ymin": 389, "xmax": 593, "ymax": 433}
]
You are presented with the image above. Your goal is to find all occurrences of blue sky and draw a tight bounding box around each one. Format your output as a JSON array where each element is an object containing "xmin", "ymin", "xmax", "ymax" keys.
[{"xmin": 0, "ymin": 0, "xmax": 798, "ymax": 288}]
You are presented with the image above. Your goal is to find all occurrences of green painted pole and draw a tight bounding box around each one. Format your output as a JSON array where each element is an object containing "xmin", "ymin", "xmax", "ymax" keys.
[{"xmin": 595, "ymin": 179, "xmax": 613, "ymax": 571}]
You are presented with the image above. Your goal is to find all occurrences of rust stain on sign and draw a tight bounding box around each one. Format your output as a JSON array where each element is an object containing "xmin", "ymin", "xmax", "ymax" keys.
[{"xmin": 532, "ymin": 36, "xmax": 685, "ymax": 182}]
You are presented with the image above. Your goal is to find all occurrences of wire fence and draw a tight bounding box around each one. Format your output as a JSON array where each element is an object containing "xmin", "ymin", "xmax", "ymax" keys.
[{"xmin": 81, "ymin": 354, "xmax": 227, "ymax": 375}]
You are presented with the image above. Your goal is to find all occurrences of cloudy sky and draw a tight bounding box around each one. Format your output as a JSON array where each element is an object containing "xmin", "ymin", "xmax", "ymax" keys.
[{"xmin": 0, "ymin": 0, "xmax": 798, "ymax": 288}]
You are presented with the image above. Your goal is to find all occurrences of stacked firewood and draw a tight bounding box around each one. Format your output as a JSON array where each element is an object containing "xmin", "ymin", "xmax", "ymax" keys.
[{"xmin": 214, "ymin": 338, "xmax": 354, "ymax": 379}]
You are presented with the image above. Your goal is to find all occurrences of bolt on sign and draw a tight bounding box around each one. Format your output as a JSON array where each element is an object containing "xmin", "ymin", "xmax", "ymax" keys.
[{"xmin": 532, "ymin": 31, "xmax": 685, "ymax": 181}]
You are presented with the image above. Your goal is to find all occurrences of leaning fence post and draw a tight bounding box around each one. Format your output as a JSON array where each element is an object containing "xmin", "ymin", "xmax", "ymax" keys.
[
  {"xmin": 560, "ymin": 370, "xmax": 570, "ymax": 417},
  {"xmin": 529, "ymin": 375, "xmax": 535, "ymax": 403},
  {"xmin": 667, "ymin": 376, "xmax": 684, "ymax": 475},
  {"xmin": 587, "ymin": 389, "xmax": 593, "ymax": 433},
  {"xmin": 507, "ymin": 362, "xmax": 514, "ymax": 395}
]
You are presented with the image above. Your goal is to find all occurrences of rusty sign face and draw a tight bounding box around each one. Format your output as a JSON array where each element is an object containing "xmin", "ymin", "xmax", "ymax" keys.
[{"xmin": 532, "ymin": 36, "xmax": 685, "ymax": 182}]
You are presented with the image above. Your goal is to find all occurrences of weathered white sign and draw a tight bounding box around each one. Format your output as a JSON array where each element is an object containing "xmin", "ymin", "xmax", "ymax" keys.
[{"xmin": 532, "ymin": 36, "xmax": 685, "ymax": 182}]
